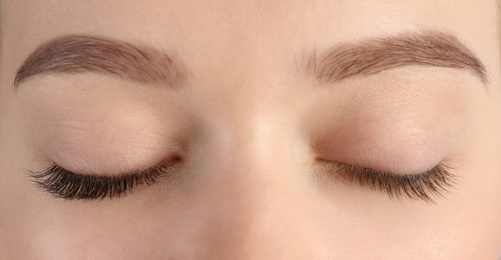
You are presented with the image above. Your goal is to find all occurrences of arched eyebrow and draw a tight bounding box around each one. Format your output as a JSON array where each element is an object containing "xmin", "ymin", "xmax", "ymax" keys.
[
  {"xmin": 15, "ymin": 31, "xmax": 487, "ymax": 90},
  {"xmin": 13, "ymin": 35, "xmax": 186, "ymax": 89},
  {"xmin": 306, "ymin": 31, "xmax": 488, "ymax": 84}
]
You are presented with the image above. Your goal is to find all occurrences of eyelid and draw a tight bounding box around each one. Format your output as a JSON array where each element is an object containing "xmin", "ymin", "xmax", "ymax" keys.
[
  {"xmin": 28, "ymin": 158, "xmax": 179, "ymax": 200},
  {"xmin": 316, "ymin": 159, "xmax": 457, "ymax": 202}
]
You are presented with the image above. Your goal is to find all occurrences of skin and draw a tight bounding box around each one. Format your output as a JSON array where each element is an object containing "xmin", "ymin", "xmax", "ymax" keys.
[{"xmin": 0, "ymin": 0, "xmax": 500, "ymax": 259}]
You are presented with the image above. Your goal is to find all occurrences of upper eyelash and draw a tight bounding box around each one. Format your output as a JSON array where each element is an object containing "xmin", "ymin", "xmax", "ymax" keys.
[
  {"xmin": 28, "ymin": 159, "xmax": 178, "ymax": 200},
  {"xmin": 318, "ymin": 160, "xmax": 456, "ymax": 202},
  {"xmin": 29, "ymin": 157, "xmax": 455, "ymax": 202}
]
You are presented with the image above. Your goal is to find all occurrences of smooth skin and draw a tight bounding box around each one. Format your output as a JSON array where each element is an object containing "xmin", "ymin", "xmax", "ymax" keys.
[{"xmin": 1, "ymin": 0, "xmax": 501, "ymax": 259}]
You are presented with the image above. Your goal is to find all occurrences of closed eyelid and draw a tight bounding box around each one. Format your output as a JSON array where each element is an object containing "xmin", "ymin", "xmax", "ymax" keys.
[
  {"xmin": 28, "ymin": 158, "xmax": 179, "ymax": 200},
  {"xmin": 315, "ymin": 160, "xmax": 457, "ymax": 202}
]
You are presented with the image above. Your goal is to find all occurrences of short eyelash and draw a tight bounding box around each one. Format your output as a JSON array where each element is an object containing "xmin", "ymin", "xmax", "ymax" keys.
[
  {"xmin": 28, "ymin": 159, "xmax": 177, "ymax": 200},
  {"xmin": 318, "ymin": 160, "xmax": 456, "ymax": 202}
]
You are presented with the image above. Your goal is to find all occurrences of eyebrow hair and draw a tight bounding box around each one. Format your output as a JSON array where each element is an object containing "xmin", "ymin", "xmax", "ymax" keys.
[
  {"xmin": 307, "ymin": 31, "xmax": 488, "ymax": 84},
  {"xmin": 14, "ymin": 35, "xmax": 185, "ymax": 88}
]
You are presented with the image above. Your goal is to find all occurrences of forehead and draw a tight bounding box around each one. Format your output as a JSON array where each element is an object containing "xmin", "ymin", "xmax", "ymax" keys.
[{"xmin": 2, "ymin": 1, "xmax": 496, "ymax": 39}]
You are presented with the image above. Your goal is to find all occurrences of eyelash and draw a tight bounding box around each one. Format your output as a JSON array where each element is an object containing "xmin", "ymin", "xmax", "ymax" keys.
[
  {"xmin": 318, "ymin": 160, "xmax": 456, "ymax": 201},
  {"xmin": 28, "ymin": 159, "xmax": 177, "ymax": 200},
  {"xmin": 29, "ymin": 158, "xmax": 454, "ymax": 202}
]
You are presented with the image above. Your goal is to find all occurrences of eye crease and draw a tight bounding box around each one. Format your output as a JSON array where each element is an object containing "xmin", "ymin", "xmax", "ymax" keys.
[
  {"xmin": 317, "ymin": 160, "xmax": 456, "ymax": 202},
  {"xmin": 28, "ymin": 158, "xmax": 179, "ymax": 200}
]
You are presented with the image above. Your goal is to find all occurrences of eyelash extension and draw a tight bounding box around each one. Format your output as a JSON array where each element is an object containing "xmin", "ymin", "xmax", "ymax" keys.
[
  {"xmin": 320, "ymin": 161, "xmax": 456, "ymax": 202},
  {"xmin": 28, "ymin": 160, "xmax": 177, "ymax": 200}
]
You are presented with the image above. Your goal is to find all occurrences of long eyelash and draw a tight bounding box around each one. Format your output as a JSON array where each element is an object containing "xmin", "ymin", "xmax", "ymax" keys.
[
  {"xmin": 321, "ymin": 161, "xmax": 456, "ymax": 202},
  {"xmin": 28, "ymin": 160, "xmax": 177, "ymax": 200}
]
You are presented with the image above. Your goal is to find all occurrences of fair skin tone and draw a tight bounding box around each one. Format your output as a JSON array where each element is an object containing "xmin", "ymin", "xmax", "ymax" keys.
[{"xmin": 1, "ymin": 0, "xmax": 501, "ymax": 259}]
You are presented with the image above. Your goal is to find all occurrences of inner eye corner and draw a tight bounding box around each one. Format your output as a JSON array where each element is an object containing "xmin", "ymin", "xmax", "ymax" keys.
[{"xmin": 163, "ymin": 154, "xmax": 184, "ymax": 168}]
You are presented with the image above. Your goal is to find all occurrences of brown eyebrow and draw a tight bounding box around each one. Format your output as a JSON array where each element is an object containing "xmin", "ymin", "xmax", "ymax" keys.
[
  {"xmin": 14, "ymin": 35, "xmax": 185, "ymax": 88},
  {"xmin": 307, "ymin": 31, "xmax": 488, "ymax": 84}
]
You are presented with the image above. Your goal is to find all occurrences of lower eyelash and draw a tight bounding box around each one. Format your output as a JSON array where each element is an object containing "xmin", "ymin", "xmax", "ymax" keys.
[
  {"xmin": 317, "ymin": 160, "xmax": 457, "ymax": 202},
  {"xmin": 27, "ymin": 159, "xmax": 178, "ymax": 200}
]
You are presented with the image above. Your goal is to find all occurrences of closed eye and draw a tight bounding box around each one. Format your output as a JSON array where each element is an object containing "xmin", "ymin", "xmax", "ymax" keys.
[
  {"xmin": 27, "ymin": 158, "xmax": 180, "ymax": 200},
  {"xmin": 316, "ymin": 159, "xmax": 457, "ymax": 202}
]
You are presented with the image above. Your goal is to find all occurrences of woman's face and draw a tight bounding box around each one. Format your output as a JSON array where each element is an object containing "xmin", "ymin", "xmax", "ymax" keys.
[{"xmin": 1, "ymin": 0, "xmax": 500, "ymax": 259}]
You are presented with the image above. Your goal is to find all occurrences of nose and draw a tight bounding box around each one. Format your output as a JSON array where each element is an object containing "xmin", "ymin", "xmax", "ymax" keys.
[{"xmin": 180, "ymin": 114, "xmax": 321, "ymax": 259}]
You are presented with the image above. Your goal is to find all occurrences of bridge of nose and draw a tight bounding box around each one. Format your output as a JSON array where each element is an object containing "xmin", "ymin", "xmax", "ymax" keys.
[{"xmin": 173, "ymin": 105, "xmax": 321, "ymax": 258}]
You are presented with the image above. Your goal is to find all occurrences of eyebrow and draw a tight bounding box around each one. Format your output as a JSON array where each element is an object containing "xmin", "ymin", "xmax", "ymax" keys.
[
  {"xmin": 14, "ymin": 35, "xmax": 185, "ymax": 88},
  {"xmin": 15, "ymin": 31, "xmax": 487, "ymax": 90},
  {"xmin": 307, "ymin": 31, "xmax": 488, "ymax": 84}
]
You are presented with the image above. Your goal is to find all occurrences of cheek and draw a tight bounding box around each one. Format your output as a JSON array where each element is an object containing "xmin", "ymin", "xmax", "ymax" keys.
[
  {"xmin": 15, "ymin": 197, "xmax": 187, "ymax": 258},
  {"xmin": 308, "ymin": 186, "xmax": 480, "ymax": 259}
]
